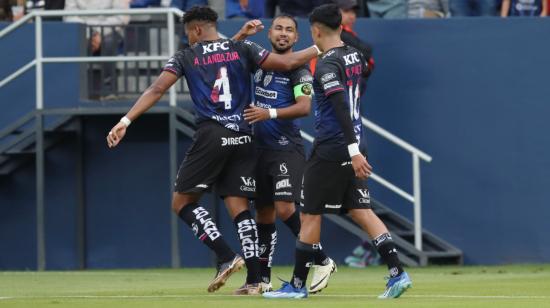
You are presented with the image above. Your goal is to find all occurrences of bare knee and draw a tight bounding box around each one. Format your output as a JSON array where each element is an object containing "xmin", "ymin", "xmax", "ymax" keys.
[
  {"xmin": 274, "ymin": 201, "xmax": 296, "ymax": 221},
  {"xmin": 224, "ymin": 196, "xmax": 249, "ymax": 219},
  {"xmin": 256, "ymin": 206, "xmax": 276, "ymax": 224}
]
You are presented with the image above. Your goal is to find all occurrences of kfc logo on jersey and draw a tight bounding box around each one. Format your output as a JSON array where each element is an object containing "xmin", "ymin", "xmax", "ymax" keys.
[
  {"xmin": 343, "ymin": 52, "xmax": 361, "ymax": 65},
  {"xmin": 202, "ymin": 41, "xmax": 230, "ymax": 53}
]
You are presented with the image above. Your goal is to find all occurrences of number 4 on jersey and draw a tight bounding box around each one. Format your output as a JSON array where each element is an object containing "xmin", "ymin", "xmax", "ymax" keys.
[{"xmin": 211, "ymin": 66, "xmax": 233, "ymax": 110}]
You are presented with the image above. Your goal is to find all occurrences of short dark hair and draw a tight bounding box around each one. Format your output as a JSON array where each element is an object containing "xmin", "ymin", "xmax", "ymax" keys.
[
  {"xmin": 182, "ymin": 6, "xmax": 218, "ymax": 25},
  {"xmin": 273, "ymin": 14, "xmax": 298, "ymax": 30},
  {"xmin": 309, "ymin": 4, "xmax": 342, "ymax": 30}
]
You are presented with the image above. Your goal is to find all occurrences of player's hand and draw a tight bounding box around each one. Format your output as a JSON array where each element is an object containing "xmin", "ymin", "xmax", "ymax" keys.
[
  {"xmin": 240, "ymin": 19, "xmax": 264, "ymax": 38},
  {"xmin": 106, "ymin": 122, "xmax": 127, "ymax": 148},
  {"xmin": 351, "ymin": 154, "xmax": 372, "ymax": 180},
  {"xmin": 244, "ymin": 104, "xmax": 270, "ymax": 124}
]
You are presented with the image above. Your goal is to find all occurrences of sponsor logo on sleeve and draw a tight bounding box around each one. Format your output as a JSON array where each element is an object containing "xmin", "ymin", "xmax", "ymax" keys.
[
  {"xmin": 323, "ymin": 81, "xmax": 340, "ymax": 90},
  {"xmin": 299, "ymin": 75, "xmax": 313, "ymax": 83},
  {"xmin": 321, "ymin": 72, "xmax": 336, "ymax": 83}
]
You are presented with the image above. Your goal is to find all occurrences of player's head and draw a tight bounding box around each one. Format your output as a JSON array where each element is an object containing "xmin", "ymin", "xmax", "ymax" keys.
[
  {"xmin": 333, "ymin": 0, "xmax": 358, "ymax": 28},
  {"xmin": 182, "ymin": 6, "xmax": 218, "ymax": 45},
  {"xmin": 268, "ymin": 14, "xmax": 299, "ymax": 53},
  {"xmin": 309, "ymin": 4, "xmax": 342, "ymax": 47}
]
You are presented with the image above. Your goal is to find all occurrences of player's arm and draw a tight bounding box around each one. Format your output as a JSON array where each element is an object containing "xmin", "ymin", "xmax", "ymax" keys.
[
  {"xmin": 328, "ymin": 91, "xmax": 372, "ymax": 179},
  {"xmin": 232, "ymin": 19, "xmax": 264, "ymax": 41},
  {"xmin": 260, "ymin": 47, "xmax": 321, "ymax": 72},
  {"xmin": 244, "ymin": 94, "xmax": 311, "ymax": 124},
  {"xmin": 500, "ymin": 0, "xmax": 511, "ymax": 17},
  {"xmin": 106, "ymin": 71, "xmax": 178, "ymax": 148}
]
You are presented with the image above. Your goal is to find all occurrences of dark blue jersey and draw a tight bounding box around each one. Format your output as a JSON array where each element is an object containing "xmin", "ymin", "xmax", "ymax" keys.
[
  {"xmin": 252, "ymin": 65, "xmax": 313, "ymax": 153},
  {"xmin": 312, "ymin": 45, "xmax": 370, "ymax": 161},
  {"xmin": 162, "ymin": 39, "xmax": 269, "ymax": 134}
]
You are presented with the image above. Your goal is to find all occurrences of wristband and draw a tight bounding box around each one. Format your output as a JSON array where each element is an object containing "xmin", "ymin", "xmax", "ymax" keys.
[
  {"xmin": 120, "ymin": 116, "xmax": 131, "ymax": 127},
  {"xmin": 312, "ymin": 45, "xmax": 322, "ymax": 56},
  {"xmin": 348, "ymin": 143, "xmax": 361, "ymax": 158},
  {"xmin": 268, "ymin": 108, "xmax": 278, "ymax": 119}
]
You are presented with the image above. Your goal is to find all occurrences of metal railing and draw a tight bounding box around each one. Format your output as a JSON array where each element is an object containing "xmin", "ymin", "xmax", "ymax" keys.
[
  {"xmin": 0, "ymin": 8, "xmax": 184, "ymax": 271},
  {"xmin": 1, "ymin": 8, "xmax": 433, "ymax": 269},
  {"xmin": 301, "ymin": 117, "xmax": 432, "ymax": 251}
]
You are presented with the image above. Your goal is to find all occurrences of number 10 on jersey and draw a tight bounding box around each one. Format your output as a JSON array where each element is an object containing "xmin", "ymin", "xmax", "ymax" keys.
[{"xmin": 211, "ymin": 66, "xmax": 233, "ymax": 110}]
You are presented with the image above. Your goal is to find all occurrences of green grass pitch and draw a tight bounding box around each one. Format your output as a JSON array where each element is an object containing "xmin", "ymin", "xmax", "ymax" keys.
[{"xmin": 1, "ymin": 264, "xmax": 549, "ymax": 307}]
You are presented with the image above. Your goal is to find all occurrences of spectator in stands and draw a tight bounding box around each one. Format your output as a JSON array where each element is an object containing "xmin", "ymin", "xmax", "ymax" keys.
[
  {"xmin": 408, "ymin": 0, "xmax": 450, "ymax": 17},
  {"xmin": 365, "ymin": 0, "xmax": 407, "ymax": 18},
  {"xmin": 0, "ymin": 0, "xmax": 23, "ymax": 21},
  {"xmin": 64, "ymin": 0, "xmax": 130, "ymax": 99},
  {"xmin": 130, "ymin": 0, "xmax": 161, "ymax": 7},
  {"xmin": 226, "ymin": 0, "xmax": 265, "ymax": 18},
  {"xmin": 171, "ymin": 0, "xmax": 207, "ymax": 11},
  {"xmin": 450, "ymin": 0, "xmax": 497, "ymax": 16},
  {"xmin": 265, "ymin": 0, "xmax": 325, "ymax": 18},
  {"xmin": 501, "ymin": 0, "xmax": 547, "ymax": 16}
]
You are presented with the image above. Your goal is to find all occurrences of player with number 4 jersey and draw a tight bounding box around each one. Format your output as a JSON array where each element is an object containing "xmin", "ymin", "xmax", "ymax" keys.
[{"xmin": 106, "ymin": 6, "xmax": 320, "ymax": 296}]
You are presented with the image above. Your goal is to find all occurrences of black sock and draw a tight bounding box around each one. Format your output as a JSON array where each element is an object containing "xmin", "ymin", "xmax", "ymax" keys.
[
  {"xmin": 373, "ymin": 233, "xmax": 404, "ymax": 278},
  {"xmin": 283, "ymin": 210, "xmax": 301, "ymax": 237},
  {"xmin": 234, "ymin": 210, "xmax": 261, "ymax": 284},
  {"xmin": 313, "ymin": 242, "xmax": 330, "ymax": 266},
  {"xmin": 291, "ymin": 240, "xmax": 315, "ymax": 289},
  {"xmin": 257, "ymin": 223, "xmax": 277, "ymax": 283},
  {"xmin": 177, "ymin": 203, "xmax": 234, "ymax": 264}
]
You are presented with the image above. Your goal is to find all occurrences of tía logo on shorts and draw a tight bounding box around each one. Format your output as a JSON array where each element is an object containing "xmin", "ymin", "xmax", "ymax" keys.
[
  {"xmin": 324, "ymin": 204, "xmax": 342, "ymax": 209},
  {"xmin": 357, "ymin": 189, "xmax": 370, "ymax": 204},
  {"xmin": 276, "ymin": 178, "xmax": 292, "ymax": 190},
  {"xmin": 279, "ymin": 163, "xmax": 288, "ymax": 175},
  {"xmin": 221, "ymin": 135, "xmax": 251, "ymax": 146},
  {"xmin": 240, "ymin": 176, "xmax": 256, "ymax": 192}
]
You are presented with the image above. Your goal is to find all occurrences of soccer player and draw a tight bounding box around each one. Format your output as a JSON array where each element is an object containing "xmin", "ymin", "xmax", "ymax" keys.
[
  {"xmin": 263, "ymin": 4, "xmax": 412, "ymax": 299},
  {"xmin": 105, "ymin": 6, "xmax": 320, "ymax": 295},
  {"xmin": 234, "ymin": 15, "xmax": 336, "ymax": 293}
]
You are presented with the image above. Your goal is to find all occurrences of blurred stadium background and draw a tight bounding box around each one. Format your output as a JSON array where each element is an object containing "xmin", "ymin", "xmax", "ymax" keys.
[{"xmin": 1, "ymin": 1, "xmax": 549, "ymax": 306}]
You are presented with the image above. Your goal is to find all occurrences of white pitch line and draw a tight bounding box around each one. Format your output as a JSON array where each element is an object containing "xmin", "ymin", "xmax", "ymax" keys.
[{"xmin": 0, "ymin": 294, "xmax": 549, "ymax": 300}]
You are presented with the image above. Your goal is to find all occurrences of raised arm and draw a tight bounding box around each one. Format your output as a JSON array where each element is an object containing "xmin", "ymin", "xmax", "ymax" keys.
[
  {"xmin": 232, "ymin": 19, "xmax": 265, "ymax": 41},
  {"xmin": 106, "ymin": 72, "xmax": 178, "ymax": 148},
  {"xmin": 260, "ymin": 47, "xmax": 320, "ymax": 72}
]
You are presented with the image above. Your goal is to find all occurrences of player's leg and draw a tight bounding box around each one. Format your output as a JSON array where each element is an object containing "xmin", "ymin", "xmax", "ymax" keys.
[
  {"xmin": 215, "ymin": 137, "xmax": 262, "ymax": 295},
  {"xmin": 346, "ymin": 184, "xmax": 412, "ymax": 298},
  {"xmin": 173, "ymin": 122, "xmax": 245, "ymax": 293},
  {"xmin": 256, "ymin": 204, "xmax": 277, "ymax": 289},
  {"xmin": 264, "ymin": 154, "xmax": 345, "ymax": 299}
]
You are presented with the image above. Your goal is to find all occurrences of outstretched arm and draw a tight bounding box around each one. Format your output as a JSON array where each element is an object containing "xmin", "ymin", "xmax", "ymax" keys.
[
  {"xmin": 106, "ymin": 72, "xmax": 178, "ymax": 148},
  {"xmin": 260, "ymin": 46, "xmax": 320, "ymax": 71}
]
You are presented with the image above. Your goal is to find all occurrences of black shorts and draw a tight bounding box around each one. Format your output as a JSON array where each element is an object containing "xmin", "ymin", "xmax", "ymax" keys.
[
  {"xmin": 255, "ymin": 149, "xmax": 305, "ymax": 207},
  {"xmin": 300, "ymin": 151, "xmax": 371, "ymax": 215},
  {"xmin": 174, "ymin": 121, "xmax": 257, "ymax": 199}
]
